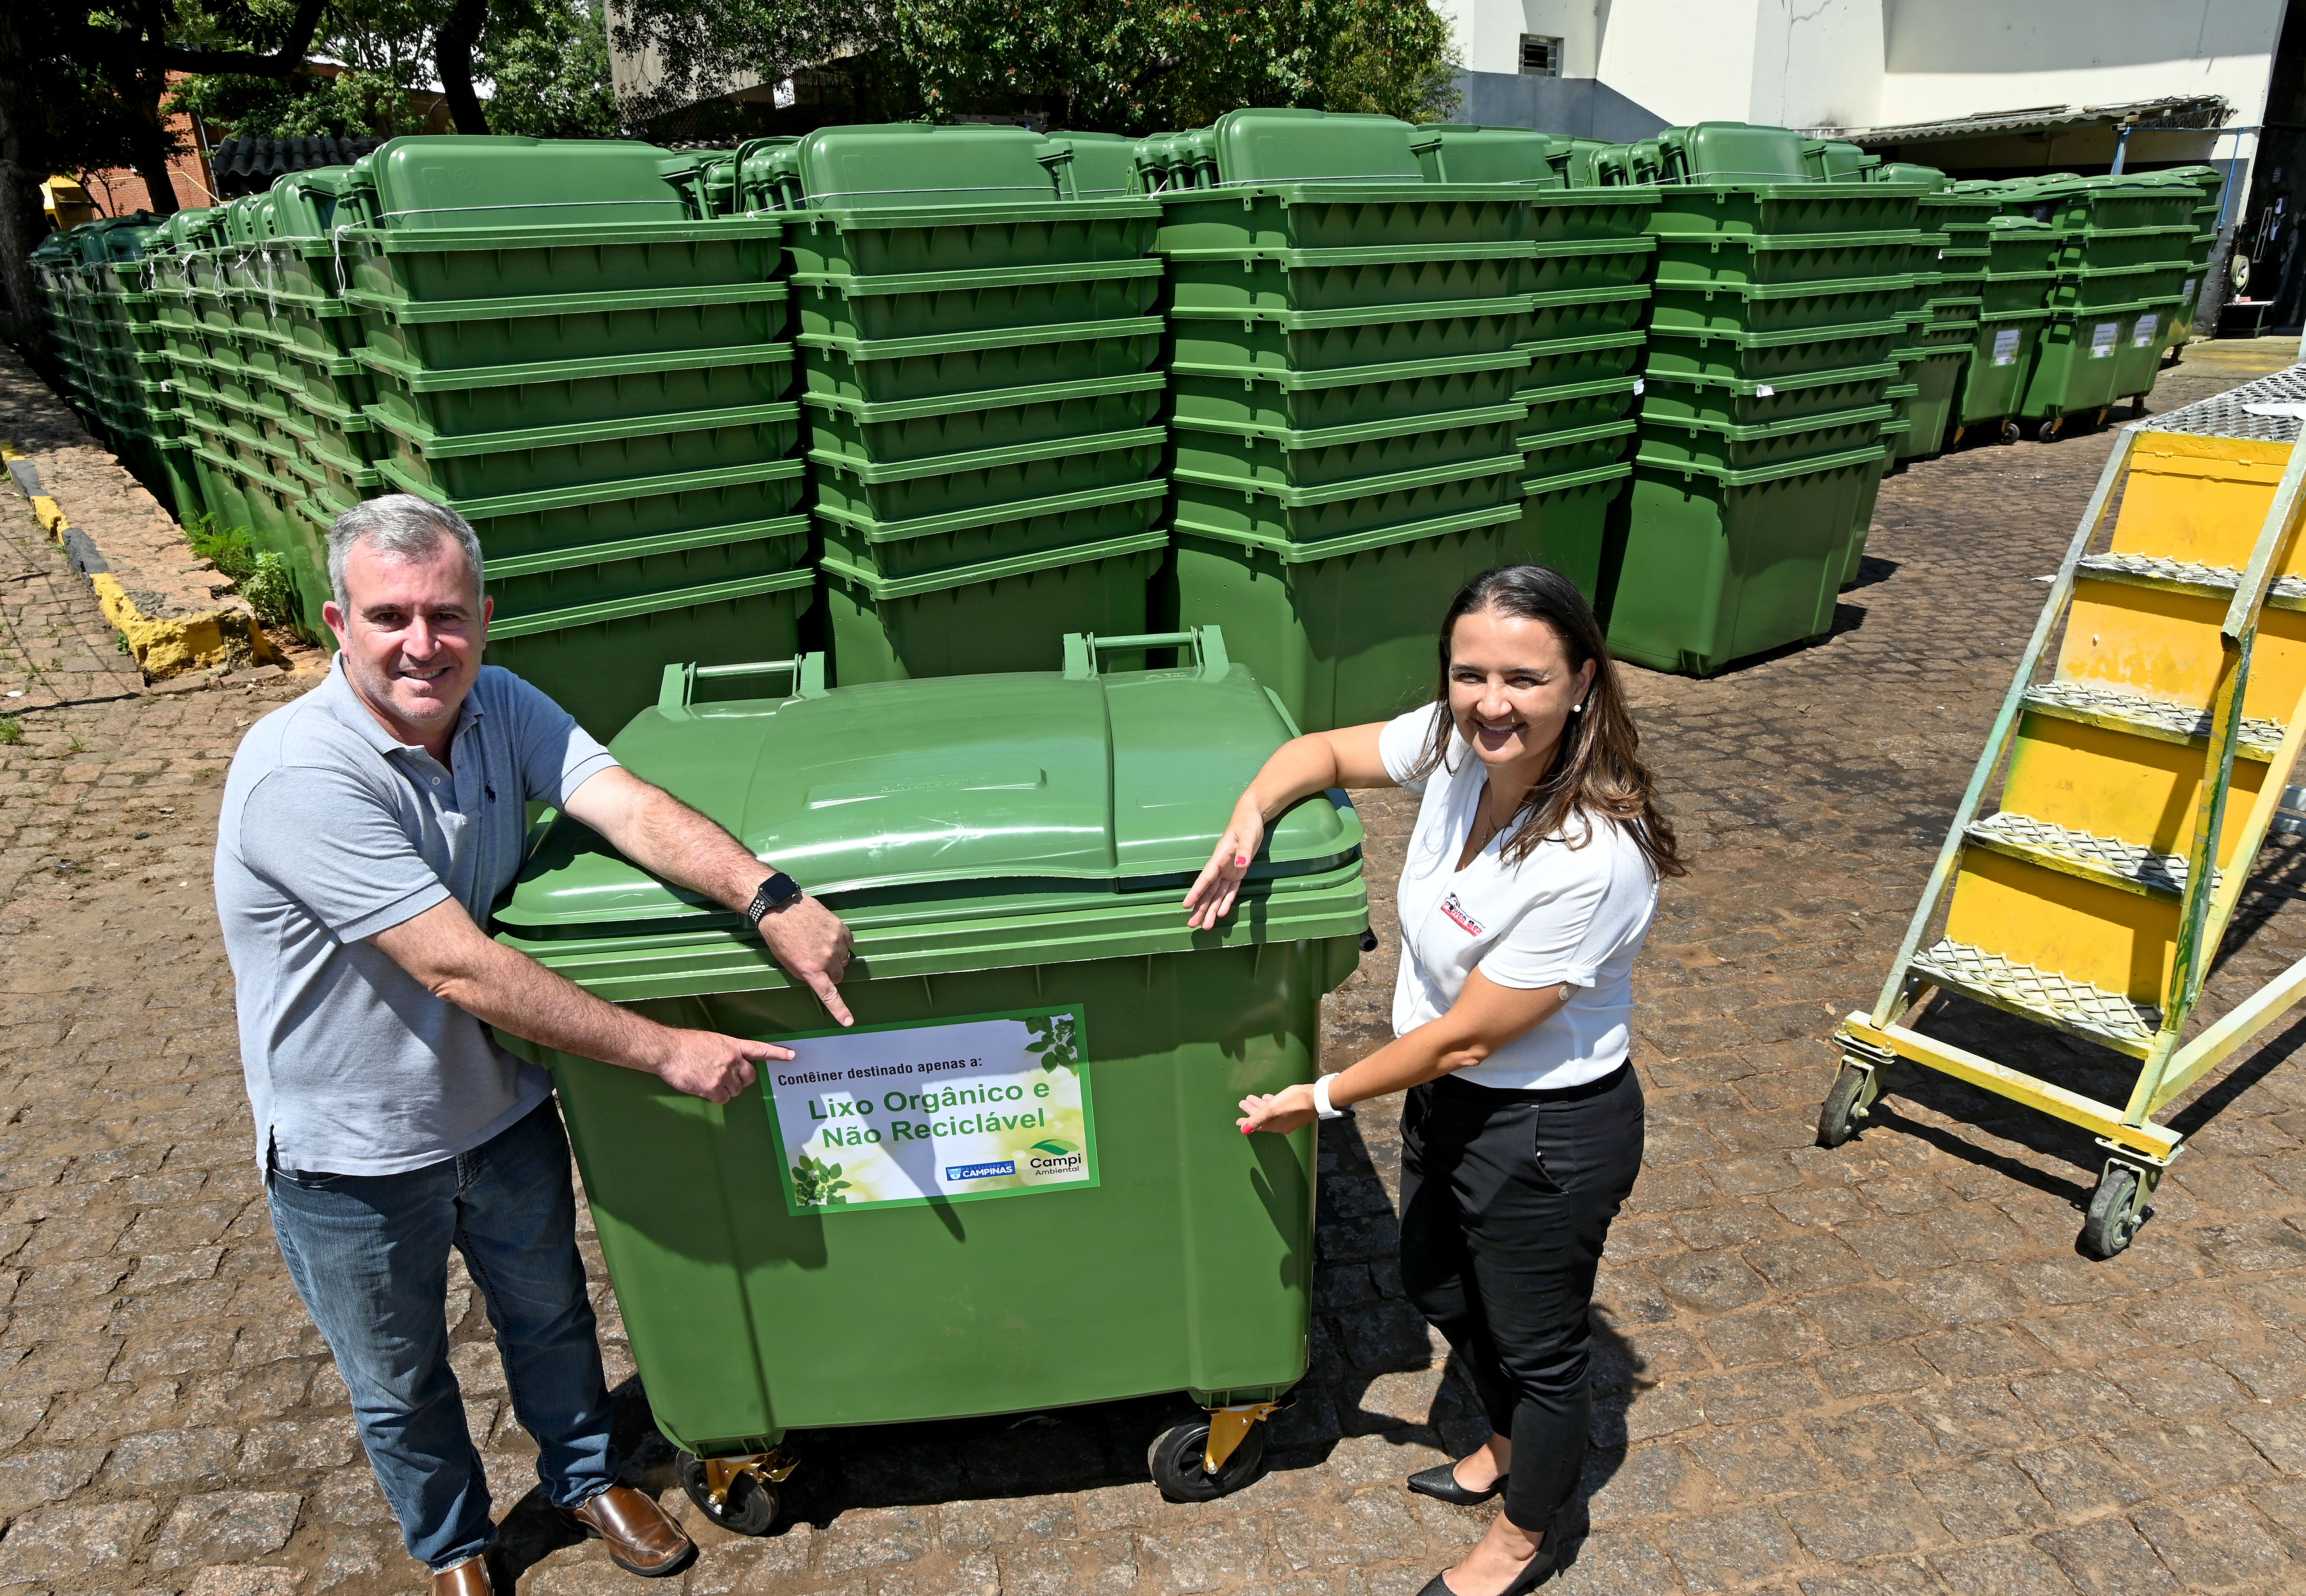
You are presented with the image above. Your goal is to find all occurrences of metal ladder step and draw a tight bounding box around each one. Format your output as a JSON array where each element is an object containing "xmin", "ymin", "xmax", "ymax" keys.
[
  {"xmin": 2078, "ymin": 551, "xmax": 2306, "ymax": 610},
  {"xmin": 1910, "ymin": 937, "xmax": 2162, "ymax": 1058},
  {"xmin": 2022, "ymin": 678, "xmax": 2289, "ymax": 761},
  {"xmin": 1966, "ymin": 810, "xmax": 2205, "ymax": 898}
]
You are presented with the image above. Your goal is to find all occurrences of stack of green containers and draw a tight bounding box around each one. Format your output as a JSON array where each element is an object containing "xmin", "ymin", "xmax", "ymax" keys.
[
  {"xmin": 1610, "ymin": 121, "xmax": 1916, "ymax": 676},
  {"xmin": 176, "ymin": 194, "xmax": 309, "ymax": 571},
  {"xmin": 2005, "ymin": 173, "xmax": 2193, "ymax": 438},
  {"xmin": 1947, "ymin": 196, "xmax": 2058, "ymax": 445},
  {"xmin": 322, "ymin": 136, "xmax": 805, "ymax": 738},
  {"xmin": 2153, "ymin": 164, "xmax": 2228, "ymax": 359},
  {"xmin": 761, "ymin": 124, "xmax": 1167, "ymax": 686},
  {"xmin": 1406, "ymin": 124, "xmax": 1658, "ymax": 608},
  {"xmin": 1889, "ymin": 166, "xmax": 1984, "ymax": 466},
  {"xmin": 1151, "ymin": 108, "xmax": 1538, "ymax": 731}
]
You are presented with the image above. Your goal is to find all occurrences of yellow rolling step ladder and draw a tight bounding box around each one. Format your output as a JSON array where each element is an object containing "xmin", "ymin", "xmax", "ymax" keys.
[{"xmin": 1821, "ymin": 368, "xmax": 2306, "ymax": 1257}]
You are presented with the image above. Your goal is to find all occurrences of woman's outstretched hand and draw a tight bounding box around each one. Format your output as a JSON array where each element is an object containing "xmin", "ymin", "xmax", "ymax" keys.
[
  {"xmin": 1183, "ymin": 802, "xmax": 1266, "ymax": 930},
  {"xmin": 1237, "ymin": 1083, "xmax": 1318, "ymax": 1135}
]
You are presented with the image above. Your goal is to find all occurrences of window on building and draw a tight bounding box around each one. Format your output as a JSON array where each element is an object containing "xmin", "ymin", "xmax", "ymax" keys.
[{"xmin": 1520, "ymin": 35, "xmax": 1562, "ymax": 77}]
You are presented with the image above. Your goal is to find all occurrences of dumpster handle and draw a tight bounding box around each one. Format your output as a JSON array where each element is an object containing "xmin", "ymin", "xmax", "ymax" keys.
[
  {"xmin": 1062, "ymin": 627, "xmax": 1230, "ymax": 681},
  {"xmin": 658, "ymin": 653, "xmax": 829, "ymax": 717}
]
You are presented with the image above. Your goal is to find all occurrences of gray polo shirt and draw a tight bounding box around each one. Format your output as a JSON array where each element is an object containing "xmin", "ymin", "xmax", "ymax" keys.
[{"xmin": 215, "ymin": 656, "xmax": 618, "ymax": 1175}]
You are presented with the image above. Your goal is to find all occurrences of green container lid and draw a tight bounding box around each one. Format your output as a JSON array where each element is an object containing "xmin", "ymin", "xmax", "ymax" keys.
[
  {"xmin": 347, "ymin": 134, "xmax": 707, "ymax": 228},
  {"xmin": 795, "ymin": 122, "xmax": 1090, "ymax": 208},
  {"xmin": 501, "ymin": 623, "xmax": 1360, "ymax": 952}
]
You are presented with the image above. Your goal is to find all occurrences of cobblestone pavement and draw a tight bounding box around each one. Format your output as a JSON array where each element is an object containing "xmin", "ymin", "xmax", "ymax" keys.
[{"xmin": 6, "ymin": 338, "xmax": 2306, "ymax": 1596}]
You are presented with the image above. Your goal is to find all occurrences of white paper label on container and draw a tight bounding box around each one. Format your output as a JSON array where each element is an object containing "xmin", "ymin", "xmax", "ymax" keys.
[
  {"xmin": 765, "ymin": 1008, "xmax": 1099, "ymax": 1215},
  {"xmin": 2090, "ymin": 321, "xmax": 2120, "ymax": 356},
  {"xmin": 2184, "ymin": 278, "xmax": 2199, "ymax": 301},
  {"xmin": 1632, "ymin": 378, "xmax": 1645, "ymax": 395},
  {"xmin": 1753, "ymin": 384, "xmax": 1775, "ymax": 397},
  {"xmin": 2133, "ymin": 314, "xmax": 2161, "ymax": 347},
  {"xmin": 1991, "ymin": 328, "xmax": 2022, "ymax": 366}
]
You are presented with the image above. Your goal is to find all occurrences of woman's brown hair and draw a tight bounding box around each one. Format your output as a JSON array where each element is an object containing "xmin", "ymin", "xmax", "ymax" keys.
[{"xmin": 1407, "ymin": 563, "xmax": 1686, "ymax": 879}]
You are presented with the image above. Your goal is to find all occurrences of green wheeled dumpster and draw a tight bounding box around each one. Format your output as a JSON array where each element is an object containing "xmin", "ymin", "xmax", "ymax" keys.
[{"xmin": 492, "ymin": 630, "xmax": 1368, "ymax": 1530}]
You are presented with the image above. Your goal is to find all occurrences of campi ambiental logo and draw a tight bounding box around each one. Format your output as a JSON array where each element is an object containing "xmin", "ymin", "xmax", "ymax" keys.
[{"xmin": 1026, "ymin": 1138, "xmax": 1084, "ymax": 1174}]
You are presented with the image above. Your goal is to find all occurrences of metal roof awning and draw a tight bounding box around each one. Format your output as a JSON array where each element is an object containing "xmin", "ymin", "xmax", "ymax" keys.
[
  {"xmin": 208, "ymin": 136, "xmax": 384, "ymax": 198},
  {"xmin": 1806, "ymin": 94, "xmax": 2231, "ymax": 148}
]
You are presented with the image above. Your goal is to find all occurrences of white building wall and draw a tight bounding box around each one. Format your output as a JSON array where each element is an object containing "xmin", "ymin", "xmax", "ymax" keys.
[
  {"xmin": 1443, "ymin": 0, "xmax": 2282, "ymax": 173},
  {"xmin": 1875, "ymin": 0, "xmax": 2283, "ymax": 127},
  {"xmin": 1592, "ymin": 0, "xmax": 1765, "ymax": 126},
  {"xmin": 1749, "ymin": 0, "xmax": 1884, "ymax": 130}
]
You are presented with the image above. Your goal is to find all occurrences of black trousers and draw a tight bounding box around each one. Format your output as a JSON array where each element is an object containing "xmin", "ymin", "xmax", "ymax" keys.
[{"xmin": 1398, "ymin": 1061, "xmax": 1645, "ymax": 1532}]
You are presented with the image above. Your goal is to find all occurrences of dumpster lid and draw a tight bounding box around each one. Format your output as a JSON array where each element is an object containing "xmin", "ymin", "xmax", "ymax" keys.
[{"xmin": 495, "ymin": 628, "xmax": 1364, "ymax": 933}]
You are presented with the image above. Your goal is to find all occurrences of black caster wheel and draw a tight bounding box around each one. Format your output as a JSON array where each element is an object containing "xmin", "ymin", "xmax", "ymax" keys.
[
  {"xmin": 2000, "ymin": 420, "xmax": 2022, "ymax": 445},
  {"xmin": 2130, "ymin": 396, "xmax": 2148, "ymax": 418},
  {"xmin": 2080, "ymin": 1166, "xmax": 2147, "ymax": 1259},
  {"xmin": 1816, "ymin": 1062, "xmax": 1877, "ymax": 1149},
  {"xmin": 1149, "ymin": 1418, "xmax": 1266, "ymax": 1502},
  {"xmin": 677, "ymin": 1452, "xmax": 781, "ymax": 1536},
  {"xmin": 2035, "ymin": 418, "xmax": 2062, "ymax": 442}
]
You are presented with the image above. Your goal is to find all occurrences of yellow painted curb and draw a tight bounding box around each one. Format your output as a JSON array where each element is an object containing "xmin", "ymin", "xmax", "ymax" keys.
[
  {"xmin": 88, "ymin": 572, "xmax": 276, "ymax": 676},
  {"xmin": 8, "ymin": 447, "xmax": 279, "ymax": 677}
]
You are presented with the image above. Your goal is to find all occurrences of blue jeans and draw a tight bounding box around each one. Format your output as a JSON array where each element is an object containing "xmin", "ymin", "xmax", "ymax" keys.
[{"xmin": 267, "ymin": 1098, "xmax": 617, "ymax": 1570}]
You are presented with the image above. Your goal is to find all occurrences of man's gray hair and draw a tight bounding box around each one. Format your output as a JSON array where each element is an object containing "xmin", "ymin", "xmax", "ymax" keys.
[{"xmin": 328, "ymin": 495, "xmax": 486, "ymax": 608}]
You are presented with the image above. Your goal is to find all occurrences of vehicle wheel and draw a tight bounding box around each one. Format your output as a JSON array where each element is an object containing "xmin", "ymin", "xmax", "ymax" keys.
[
  {"xmin": 1149, "ymin": 1418, "xmax": 1266, "ymax": 1502},
  {"xmin": 677, "ymin": 1452, "xmax": 781, "ymax": 1536},
  {"xmin": 1816, "ymin": 1063, "xmax": 1874, "ymax": 1149},
  {"xmin": 2080, "ymin": 1166, "xmax": 2145, "ymax": 1259},
  {"xmin": 2000, "ymin": 420, "xmax": 2022, "ymax": 445},
  {"xmin": 2035, "ymin": 418, "xmax": 2062, "ymax": 442}
]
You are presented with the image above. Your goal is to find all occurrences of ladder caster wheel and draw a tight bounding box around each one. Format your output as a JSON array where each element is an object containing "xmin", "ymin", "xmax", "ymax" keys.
[
  {"xmin": 2035, "ymin": 418, "xmax": 2062, "ymax": 442},
  {"xmin": 1816, "ymin": 1062, "xmax": 1875, "ymax": 1149},
  {"xmin": 1999, "ymin": 420, "xmax": 2021, "ymax": 445},
  {"xmin": 2080, "ymin": 1166, "xmax": 2147, "ymax": 1260}
]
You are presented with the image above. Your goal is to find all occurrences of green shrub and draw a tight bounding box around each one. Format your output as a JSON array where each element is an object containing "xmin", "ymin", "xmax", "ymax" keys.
[{"xmin": 186, "ymin": 514, "xmax": 295, "ymax": 629}]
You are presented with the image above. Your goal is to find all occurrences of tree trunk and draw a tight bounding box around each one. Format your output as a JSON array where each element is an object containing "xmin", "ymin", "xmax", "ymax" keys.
[
  {"xmin": 0, "ymin": 6, "xmax": 49, "ymax": 348},
  {"xmin": 435, "ymin": 0, "xmax": 493, "ymax": 136},
  {"xmin": 128, "ymin": 89, "xmax": 181, "ymax": 215}
]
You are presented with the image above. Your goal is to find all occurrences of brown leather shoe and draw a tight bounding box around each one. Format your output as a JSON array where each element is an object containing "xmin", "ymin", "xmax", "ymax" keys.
[
  {"xmin": 560, "ymin": 1484, "xmax": 696, "ymax": 1578},
  {"xmin": 432, "ymin": 1556, "xmax": 493, "ymax": 1596}
]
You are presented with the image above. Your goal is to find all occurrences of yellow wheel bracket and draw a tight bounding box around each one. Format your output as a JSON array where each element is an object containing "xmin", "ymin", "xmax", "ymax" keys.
[{"xmin": 1204, "ymin": 1401, "xmax": 1280, "ymax": 1475}]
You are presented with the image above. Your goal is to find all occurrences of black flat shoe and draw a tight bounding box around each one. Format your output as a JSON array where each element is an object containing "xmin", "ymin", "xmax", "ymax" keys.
[
  {"xmin": 1414, "ymin": 1510, "xmax": 1565, "ymax": 1596},
  {"xmin": 1407, "ymin": 1459, "xmax": 1507, "ymax": 1506}
]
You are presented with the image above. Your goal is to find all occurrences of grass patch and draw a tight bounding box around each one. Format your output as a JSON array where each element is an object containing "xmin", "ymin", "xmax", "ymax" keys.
[
  {"xmin": 0, "ymin": 720, "xmax": 22, "ymax": 746},
  {"xmin": 185, "ymin": 514, "xmax": 295, "ymax": 628}
]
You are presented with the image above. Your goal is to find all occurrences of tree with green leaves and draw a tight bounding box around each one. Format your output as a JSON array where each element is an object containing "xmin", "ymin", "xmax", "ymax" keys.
[{"xmin": 608, "ymin": 0, "xmax": 1460, "ymax": 137}]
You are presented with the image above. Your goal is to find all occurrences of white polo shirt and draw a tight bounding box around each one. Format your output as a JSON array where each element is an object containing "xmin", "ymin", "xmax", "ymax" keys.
[{"xmin": 1379, "ymin": 704, "xmax": 1659, "ymax": 1090}]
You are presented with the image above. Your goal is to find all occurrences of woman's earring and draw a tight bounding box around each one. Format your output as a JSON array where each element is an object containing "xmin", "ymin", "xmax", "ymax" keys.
[{"xmin": 1571, "ymin": 698, "xmax": 1586, "ymax": 714}]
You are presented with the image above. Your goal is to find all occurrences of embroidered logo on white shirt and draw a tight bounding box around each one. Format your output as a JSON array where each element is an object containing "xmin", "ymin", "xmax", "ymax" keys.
[{"xmin": 1440, "ymin": 893, "xmax": 1486, "ymax": 936}]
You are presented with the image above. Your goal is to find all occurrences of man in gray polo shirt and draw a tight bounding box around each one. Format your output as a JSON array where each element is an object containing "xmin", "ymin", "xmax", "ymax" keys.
[{"xmin": 216, "ymin": 495, "xmax": 853, "ymax": 1596}]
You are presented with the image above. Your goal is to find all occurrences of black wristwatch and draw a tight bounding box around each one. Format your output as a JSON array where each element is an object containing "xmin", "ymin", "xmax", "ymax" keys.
[{"xmin": 745, "ymin": 871, "xmax": 804, "ymax": 926}]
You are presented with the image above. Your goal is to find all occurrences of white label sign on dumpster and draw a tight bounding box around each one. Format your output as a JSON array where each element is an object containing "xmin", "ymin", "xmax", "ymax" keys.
[
  {"xmin": 2133, "ymin": 313, "xmax": 2161, "ymax": 347},
  {"xmin": 2090, "ymin": 321, "xmax": 2121, "ymax": 357},
  {"xmin": 764, "ymin": 1008, "xmax": 1098, "ymax": 1214},
  {"xmin": 1991, "ymin": 328, "xmax": 2022, "ymax": 367}
]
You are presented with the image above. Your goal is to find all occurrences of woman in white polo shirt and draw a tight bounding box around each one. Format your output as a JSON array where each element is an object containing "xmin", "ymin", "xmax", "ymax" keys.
[{"xmin": 1186, "ymin": 564, "xmax": 1683, "ymax": 1596}]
